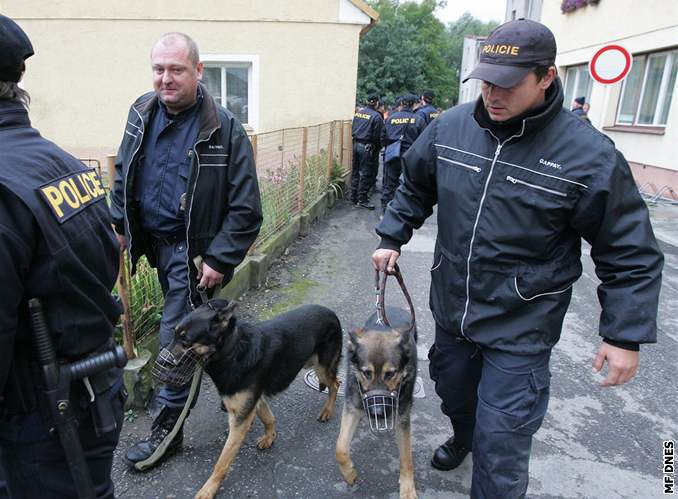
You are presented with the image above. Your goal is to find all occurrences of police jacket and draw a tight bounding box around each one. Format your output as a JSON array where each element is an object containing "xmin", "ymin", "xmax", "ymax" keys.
[
  {"xmin": 382, "ymin": 108, "xmax": 426, "ymax": 155},
  {"xmin": 352, "ymin": 106, "xmax": 383, "ymax": 148},
  {"xmin": 416, "ymin": 103, "xmax": 439, "ymax": 126},
  {"xmin": 0, "ymin": 100, "xmax": 120, "ymax": 405},
  {"xmin": 110, "ymin": 84, "xmax": 263, "ymax": 303},
  {"xmin": 376, "ymin": 80, "xmax": 663, "ymax": 354}
]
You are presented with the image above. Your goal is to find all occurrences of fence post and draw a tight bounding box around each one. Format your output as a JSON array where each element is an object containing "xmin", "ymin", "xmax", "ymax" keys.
[
  {"xmin": 106, "ymin": 154, "xmax": 136, "ymax": 360},
  {"xmin": 327, "ymin": 121, "xmax": 335, "ymax": 182},
  {"xmin": 251, "ymin": 134, "xmax": 258, "ymax": 163},
  {"xmin": 299, "ymin": 127, "xmax": 308, "ymax": 211},
  {"xmin": 338, "ymin": 121, "xmax": 344, "ymax": 172}
]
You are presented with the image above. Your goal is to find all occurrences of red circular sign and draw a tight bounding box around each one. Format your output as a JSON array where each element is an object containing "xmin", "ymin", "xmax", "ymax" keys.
[{"xmin": 589, "ymin": 45, "xmax": 632, "ymax": 84}]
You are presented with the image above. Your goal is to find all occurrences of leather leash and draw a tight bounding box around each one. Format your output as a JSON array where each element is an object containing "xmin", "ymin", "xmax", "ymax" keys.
[{"xmin": 374, "ymin": 263, "xmax": 416, "ymax": 332}]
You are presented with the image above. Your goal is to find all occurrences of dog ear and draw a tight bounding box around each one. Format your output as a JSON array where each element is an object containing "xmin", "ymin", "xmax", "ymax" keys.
[
  {"xmin": 347, "ymin": 328, "xmax": 364, "ymax": 352},
  {"xmin": 397, "ymin": 325, "xmax": 415, "ymax": 353},
  {"xmin": 215, "ymin": 300, "xmax": 238, "ymax": 328}
]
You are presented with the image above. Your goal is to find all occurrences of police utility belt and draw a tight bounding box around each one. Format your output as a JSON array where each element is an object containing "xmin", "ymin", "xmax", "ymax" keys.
[
  {"xmin": 151, "ymin": 230, "xmax": 185, "ymax": 246},
  {"xmin": 3, "ymin": 337, "xmax": 122, "ymax": 435}
]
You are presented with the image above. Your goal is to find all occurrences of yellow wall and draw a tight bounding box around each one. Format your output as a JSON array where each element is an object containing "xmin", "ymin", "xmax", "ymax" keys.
[
  {"xmin": 2, "ymin": 0, "xmax": 366, "ymax": 160},
  {"xmin": 542, "ymin": 0, "xmax": 678, "ymax": 173}
]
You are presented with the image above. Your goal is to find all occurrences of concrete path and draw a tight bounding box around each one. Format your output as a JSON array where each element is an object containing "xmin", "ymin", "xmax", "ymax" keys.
[{"xmin": 112, "ymin": 198, "xmax": 678, "ymax": 499}]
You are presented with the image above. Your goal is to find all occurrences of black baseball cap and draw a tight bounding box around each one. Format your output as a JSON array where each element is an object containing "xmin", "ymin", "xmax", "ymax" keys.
[
  {"xmin": 422, "ymin": 90, "xmax": 434, "ymax": 100},
  {"xmin": 0, "ymin": 14, "xmax": 34, "ymax": 82},
  {"xmin": 463, "ymin": 19, "xmax": 556, "ymax": 88},
  {"xmin": 366, "ymin": 89, "xmax": 380, "ymax": 102}
]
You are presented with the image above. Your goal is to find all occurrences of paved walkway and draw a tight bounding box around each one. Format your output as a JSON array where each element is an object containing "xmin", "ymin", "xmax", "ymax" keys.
[{"xmin": 113, "ymin": 197, "xmax": 678, "ymax": 499}]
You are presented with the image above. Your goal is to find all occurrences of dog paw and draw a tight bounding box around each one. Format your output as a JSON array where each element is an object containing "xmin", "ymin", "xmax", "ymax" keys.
[
  {"xmin": 195, "ymin": 483, "xmax": 218, "ymax": 499},
  {"xmin": 257, "ymin": 432, "xmax": 277, "ymax": 449},
  {"xmin": 341, "ymin": 467, "xmax": 358, "ymax": 485},
  {"xmin": 317, "ymin": 407, "xmax": 334, "ymax": 422},
  {"xmin": 399, "ymin": 483, "xmax": 417, "ymax": 499}
]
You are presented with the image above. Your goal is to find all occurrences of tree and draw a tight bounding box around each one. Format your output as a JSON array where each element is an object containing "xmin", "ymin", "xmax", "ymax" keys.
[{"xmin": 356, "ymin": 2, "xmax": 498, "ymax": 108}]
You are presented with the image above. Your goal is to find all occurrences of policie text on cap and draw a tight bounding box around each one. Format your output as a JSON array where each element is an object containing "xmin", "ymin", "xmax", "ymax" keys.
[{"xmin": 463, "ymin": 19, "xmax": 556, "ymax": 89}]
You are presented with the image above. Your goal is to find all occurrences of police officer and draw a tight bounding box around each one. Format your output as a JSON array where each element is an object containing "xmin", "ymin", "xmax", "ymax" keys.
[
  {"xmin": 351, "ymin": 90, "xmax": 384, "ymax": 209},
  {"xmin": 415, "ymin": 90, "xmax": 439, "ymax": 126},
  {"xmin": 380, "ymin": 93, "xmax": 425, "ymax": 214},
  {"xmin": 0, "ymin": 14, "xmax": 125, "ymax": 498},
  {"xmin": 111, "ymin": 32, "xmax": 263, "ymax": 470},
  {"xmin": 372, "ymin": 20, "xmax": 663, "ymax": 498}
]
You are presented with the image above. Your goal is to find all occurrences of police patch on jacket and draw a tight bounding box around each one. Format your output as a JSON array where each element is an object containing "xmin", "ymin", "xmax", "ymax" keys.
[{"xmin": 39, "ymin": 169, "xmax": 107, "ymax": 223}]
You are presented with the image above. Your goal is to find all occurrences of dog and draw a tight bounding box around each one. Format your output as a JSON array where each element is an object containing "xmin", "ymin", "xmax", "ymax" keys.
[
  {"xmin": 336, "ymin": 306, "xmax": 418, "ymax": 499},
  {"xmin": 169, "ymin": 299, "xmax": 343, "ymax": 499}
]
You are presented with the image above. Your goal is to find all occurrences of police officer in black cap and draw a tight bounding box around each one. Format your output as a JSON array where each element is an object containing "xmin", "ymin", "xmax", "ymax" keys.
[
  {"xmin": 350, "ymin": 90, "xmax": 384, "ymax": 209},
  {"xmin": 416, "ymin": 90, "xmax": 439, "ymax": 126},
  {"xmin": 0, "ymin": 14, "xmax": 125, "ymax": 498},
  {"xmin": 380, "ymin": 93, "xmax": 425, "ymax": 214}
]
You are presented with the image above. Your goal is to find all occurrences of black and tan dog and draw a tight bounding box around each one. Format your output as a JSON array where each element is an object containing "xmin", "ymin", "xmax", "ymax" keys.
[
  {"xmin": 170, "ymin": 299, "xmax": 342, "ymax": 499},
  {"xmin": 336, "ymin": 307, "xmax": 418, "ymax": 499}
]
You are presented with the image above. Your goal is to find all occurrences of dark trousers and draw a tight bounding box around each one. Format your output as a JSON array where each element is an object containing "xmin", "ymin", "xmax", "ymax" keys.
[
  {"xmin": 0, "ymin": 382, "xmax": 125, "ymax": 499},
  {"xmin": 381, "ymin": 157, "xmax": 402, "ymax": 210},
  {"xmin": 350, "ymin": 142, "xmax": 376, "ymax": 204},
  {"xmin": 429, "ymin": 324, "xmax": 552, "ymax": 499},
  {"xmin": 154, "ymin": 240, "xmax": 195, "ymax": 409}
]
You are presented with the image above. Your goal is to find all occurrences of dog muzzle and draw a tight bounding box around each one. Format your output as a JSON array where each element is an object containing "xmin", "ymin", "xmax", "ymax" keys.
[
  {"xmin": 357, "ymin": 380, "xmax": 400, "ymax": 434},
  {"xmin": 152, "ymin": 346, "xmax": 202, "ymax": 387}
]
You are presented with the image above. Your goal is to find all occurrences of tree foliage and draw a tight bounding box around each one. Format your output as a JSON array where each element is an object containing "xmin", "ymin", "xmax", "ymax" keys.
[{"xmin": 357, "ymin": 1, "xmax": 499, "ymax": 108}]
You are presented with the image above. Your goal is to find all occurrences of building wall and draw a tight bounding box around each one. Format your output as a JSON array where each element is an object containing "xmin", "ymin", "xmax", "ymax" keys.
[
  {"xmin": 504, "ymin": 0, "xmax": 543, "ymax": 21},
  {"xmin": 542, "ymin": 0, "xmax": 678, "ymax": 184},
  {"xmin": 458, "ymin": 37, "xmax": 484, "ymax": 104},
  {"xmin": 2, "ymin": 0, "xmax": 368, "ymax": 160}
]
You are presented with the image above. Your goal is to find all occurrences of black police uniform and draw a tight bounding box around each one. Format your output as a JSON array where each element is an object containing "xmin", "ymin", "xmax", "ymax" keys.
[
  {"xmin": 350, "ymin": 105, "xmax": 383, "ymax": 206},
  {"xmin": 0, "ymin": 98, "xmax": 125, "ymax": 498},
  {"xmin": 381, "ymin": 106, "xmax": 425, "ymax": 210},
  {"xmin": 415, "ymin": 103, "xmax": 439, "ymax": 127}
]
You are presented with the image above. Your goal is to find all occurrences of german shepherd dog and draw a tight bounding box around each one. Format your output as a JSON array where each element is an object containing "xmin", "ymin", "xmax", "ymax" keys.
[
  {"xmin": 170, "ymin": 299, "xmax": 342, "ymax": 499},
  {"xmin": 336, "ymin": 307, "xmax": 418, "ymax": 499}
]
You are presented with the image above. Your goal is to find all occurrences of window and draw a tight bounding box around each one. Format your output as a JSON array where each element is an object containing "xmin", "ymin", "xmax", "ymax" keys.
[
  {"xmin": 200, "ymin": 55, "xmax": 259, "ymax": 130},
  {"xmin": 562, "ymin": 64, "xmax": 592, "ymax": 110},
  {"xmin": 616, "ymin": 49, "xmax": 678, "ymax": 126}
]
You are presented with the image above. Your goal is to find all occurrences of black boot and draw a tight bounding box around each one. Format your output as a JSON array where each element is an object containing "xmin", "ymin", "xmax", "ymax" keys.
[
  {"xmin": 431, "ymin": 436, "xmax": 470, "ymax": 471},
  {"xmin": 125, "ymin": 406, "xmax": 185, "ymax": 470}
]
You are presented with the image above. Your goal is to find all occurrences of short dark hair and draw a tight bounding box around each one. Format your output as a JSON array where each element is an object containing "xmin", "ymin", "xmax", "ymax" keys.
[{"xmin": 532, "ymin": 65, "xmax": 552, "ymax": 82}]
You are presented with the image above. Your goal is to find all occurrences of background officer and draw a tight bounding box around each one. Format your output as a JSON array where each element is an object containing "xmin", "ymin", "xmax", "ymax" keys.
[
  {"xmin": 350, "ymin": 90, "xmax": 384, "ymax": 209},
  {"xmin": 416, "ymin": 90, "xmax": 439, "ymax": 126},
  {"xmin": 380, "ymin": 93, "xmax": 425, "ymax": 214},
  {"xmin": 0, "ymin": 14, "xmax": 125, "ymax": 498},
  {"xmin": 110, "ymin": 32, "xmax": 263, "ymax": 470}
]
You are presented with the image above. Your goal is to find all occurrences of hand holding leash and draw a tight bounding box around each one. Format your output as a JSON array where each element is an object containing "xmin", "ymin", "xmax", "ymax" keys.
[{"xmin": 372, "ymin": 248, "xmax": 400, "ymax": 275}]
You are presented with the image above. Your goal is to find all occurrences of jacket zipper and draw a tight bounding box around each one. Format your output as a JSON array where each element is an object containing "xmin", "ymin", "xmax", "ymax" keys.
[
  {"xmin": 506, "ymin": 176, "xmax": 566, "ymax": 197},
  {"xmin": 459, "ymin": 122, "xmax": 526, "ymax": 339},
  {"xmin": 185, "ymin": 128, "xmax": 219, "ymax": 310},
  {"xmin": 437, "ymin": 156, "xmax": 481, "ymax": 173},
  {"xmin": 124, "ymin": 107, "xmax": 146, "ymax": 260}
]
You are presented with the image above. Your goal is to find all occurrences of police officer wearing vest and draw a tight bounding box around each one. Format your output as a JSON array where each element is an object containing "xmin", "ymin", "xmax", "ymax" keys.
[
  {"xmin": 373, "ymin": 20, "xmax": 663, "ymax": 498},
  {"xmin": 350, "ymin": 90, "xmax": 384, "ymax": 209},
  {"xmin": 0, "ymin": 15, "xmax": 125, "ymax": 498},
  {"xmin": 110, "ymin": 32, "xmax": 262, "ymax": 470},
  {"xmin": 380, "ymin": 93, "xmax": 425, "ymax": 214},
  {"xmin": 416, "ymin": 90, "xmax": 439, "ymax": 126}
]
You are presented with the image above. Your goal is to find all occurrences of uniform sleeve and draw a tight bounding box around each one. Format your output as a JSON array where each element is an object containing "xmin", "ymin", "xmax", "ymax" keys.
[
  {"xmin": 375, "ymin": 119, "xmax": 438, "ymax": 250},
  {"xmin": 570, "ymin": 147, "xmax": 663, "ymax": 344},
  {"xmin": 204, "ymin": 121, "xmax": 263, "ymax": 279},
  {"xmin": 110, "ymin": 108, "xmax": 133, "ymax": 235},
  {"xmin": 373, "ymin": 116, "xmax": 384, "ymax": 149},
  {"xmin": 0, "ymin": 187, "xmax": 35, "ymax": 409}
]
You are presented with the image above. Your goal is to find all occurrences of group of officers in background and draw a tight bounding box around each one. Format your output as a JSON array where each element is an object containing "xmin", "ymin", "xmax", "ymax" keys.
[{"xmin": 350, "ymin": 90, "xmax": 440, "ymax": 215}]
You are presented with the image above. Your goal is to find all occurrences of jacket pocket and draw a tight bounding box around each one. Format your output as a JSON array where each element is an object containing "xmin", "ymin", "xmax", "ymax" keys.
[
  {"xmin": 513, "ymin": 276, "xmax": 574, "ymax": 302},
  {"xmin": 175, "ymin": 157, "xmax": 191, "ymax": 216},
  {"xmin": 506, "ymin": 175, "xmax": 566, "ymax": 198},
  {"xmin": 437, "ymin": 155, "xmax": 482, "ymax": 174}
]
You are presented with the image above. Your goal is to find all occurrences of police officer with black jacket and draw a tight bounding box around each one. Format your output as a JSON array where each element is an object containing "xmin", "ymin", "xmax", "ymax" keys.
[
  {"xmin": 0, "ymin": 15, "xmax": 125, "ymax": 498},
  {"xmin": 351, "ymin": 91, "xmax": 384, "ymax": 209},
  {"xmin": 381, "ymin": 93, "xmax": 425, "ymax": 213},
  {"xmin": 415, "ymin": 90, "xmax": 439, "ymax": 126}
]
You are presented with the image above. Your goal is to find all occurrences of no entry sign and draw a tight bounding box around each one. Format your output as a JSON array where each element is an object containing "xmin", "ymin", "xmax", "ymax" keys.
[{"xmin": 589, "ymin": 45, "xmax": 632, "ymax": 85}]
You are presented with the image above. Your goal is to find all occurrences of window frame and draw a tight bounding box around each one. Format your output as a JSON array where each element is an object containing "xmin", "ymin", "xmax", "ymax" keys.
[
  {"xmin": 562, "ymin": 63, "xmax": 593, "ymax": 110},
  {"xmin": 615, "ymin": 48, "xmax": 677, "ymax": 127},
  {"xmin": 200, "ymin": 54, "xmax": 260, "ymax": 131}
]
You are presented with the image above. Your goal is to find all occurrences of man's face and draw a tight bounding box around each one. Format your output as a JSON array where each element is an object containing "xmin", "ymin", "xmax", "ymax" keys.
[
  {"xmin": 151, "ymin": 38, "xmax": 203, "ymax": 114},
  {"xmin": 481, "ymin": 68, "xmax": 555, "ymax": 122}
]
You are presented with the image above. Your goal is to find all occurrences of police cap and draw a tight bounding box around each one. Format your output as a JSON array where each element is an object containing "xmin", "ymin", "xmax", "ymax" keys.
[
  {"xmin": 0, "ymin": 14, "xmax": 34, "ymax": 82},
  {"xmin": 366, "ymin": 89, "xmax": 380, "ymax": 103},
  {"xmin": 422, "ymin": 90, "xmax": 434, "ymax": 100}
]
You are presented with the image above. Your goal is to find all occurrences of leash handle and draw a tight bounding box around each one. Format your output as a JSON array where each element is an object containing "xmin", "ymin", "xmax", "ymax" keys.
[{"xmin": 374, "ymin": 264, "xmax": 416, "ymax": 332}]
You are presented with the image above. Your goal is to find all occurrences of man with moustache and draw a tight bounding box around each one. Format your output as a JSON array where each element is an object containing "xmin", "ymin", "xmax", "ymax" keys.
[
  {"xmin": 110, "ymin": 32, "xmax": 262, "ymax": 470},
  {"xmin": 371, "ymin": 19, "xmax": 663, "ymax": 498}
]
